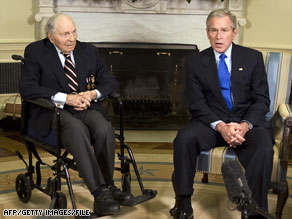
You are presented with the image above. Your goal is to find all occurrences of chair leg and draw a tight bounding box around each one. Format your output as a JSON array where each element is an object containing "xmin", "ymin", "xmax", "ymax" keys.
[
  {"xmin": 271, "ymin": 180, "xmax": 289, "ymax": 219},
  {"xmin": 201, "ymin": 172, "xmax": 208, "ymax": 183}
]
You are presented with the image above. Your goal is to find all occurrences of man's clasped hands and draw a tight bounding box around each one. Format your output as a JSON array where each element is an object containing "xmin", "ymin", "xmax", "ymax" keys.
[
  {"xmin": 66, "ymin": 90, "xmax": 97, "ymax": 111},
  {"xmin": 216, "ymin": 121, "xmax": 250, "ymax": 147}
]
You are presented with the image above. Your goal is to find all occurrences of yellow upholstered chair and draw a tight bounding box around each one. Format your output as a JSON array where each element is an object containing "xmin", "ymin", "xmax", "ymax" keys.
[{"xmin": 193, "ymin": 51, "xmax": 292, "ymax": 218}]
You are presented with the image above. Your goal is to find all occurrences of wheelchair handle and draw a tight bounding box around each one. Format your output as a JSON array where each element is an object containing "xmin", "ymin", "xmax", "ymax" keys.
[{"xmin": 12, "ymin": 54, "xmax": 25, "ymax": 63}]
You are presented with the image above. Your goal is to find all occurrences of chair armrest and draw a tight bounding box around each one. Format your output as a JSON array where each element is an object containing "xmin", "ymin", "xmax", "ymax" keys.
[
  {"xmin": 24, "ymin": 98, "xmax": 57, "ymax": 112},
  {"xmin": 107, "ymin": 91, "xmax": 122, "ymax": 104},
  {"xmin": 278, "ymin": 103, "xmax": 292, "ymax": 121},
  {"xmin": 108, "ymin": 91, "xmax": 121, "ymax": 100},
  {"xmin": 277, "ymin": 103, "xmax": 292, "ymax": 162}
]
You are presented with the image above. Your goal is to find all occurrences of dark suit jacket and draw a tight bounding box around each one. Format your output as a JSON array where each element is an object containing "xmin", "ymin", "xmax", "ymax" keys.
[
  {"xmin": 19, "ymin": 38, "xmax": 118, "ymax": 136},
  {"xmin": 185, "ymin": 43, "xmax": 272, "ymax": 133}
]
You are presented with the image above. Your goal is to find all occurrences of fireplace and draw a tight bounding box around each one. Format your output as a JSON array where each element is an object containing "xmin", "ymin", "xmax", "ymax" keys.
[
  {"xmin": 95, "ymin": 42, "xmax": 199, "ymax": 129},
  {"xmin": 33, "ymin": 0, "xmax": 246, "ymax": 129}
]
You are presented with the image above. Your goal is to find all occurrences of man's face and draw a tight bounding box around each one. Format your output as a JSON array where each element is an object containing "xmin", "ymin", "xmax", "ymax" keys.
[
  {"xmin": 48, "ymin": 16, "xmax": 77, "ymax": 54},
  {"xmin": 206, "ymin": 16, "xmax": 237, "ymax": 53}
]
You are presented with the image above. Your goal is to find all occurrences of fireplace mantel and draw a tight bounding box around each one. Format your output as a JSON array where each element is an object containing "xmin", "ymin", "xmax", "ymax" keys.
[{"xmin": 34, "ymin": 0, "xmax": 246, "ymax": 51}]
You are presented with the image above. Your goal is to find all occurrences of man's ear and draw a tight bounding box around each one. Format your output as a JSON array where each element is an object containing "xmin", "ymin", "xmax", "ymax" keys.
[
  {"xmin": 206, "ymin": 28, "xmax": 209, "ymax": 35},
  {"xmin": 232, "ymin": 28, "xmax": 238, "ymax": 40},
  {"xmin": 48, "ymin": 33, "xmax": 54, "ymax": 44},
  {"xmin": 206, "ymin": 28, "xmax": 210, "ymax": 40}
]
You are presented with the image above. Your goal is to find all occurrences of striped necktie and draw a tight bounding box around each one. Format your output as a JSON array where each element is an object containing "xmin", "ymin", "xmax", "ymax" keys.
[
  {"xmin": 63, "ymin": 53, "xmax": 79, "ymax": 93},
  {"xmin": 218, "ymin": 54, "xmax": 232, "ymax": 111}
]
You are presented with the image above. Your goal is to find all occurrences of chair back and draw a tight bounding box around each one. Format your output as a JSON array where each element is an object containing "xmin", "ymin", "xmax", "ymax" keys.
[
  {"xmin": 262, "ymin": 51, "xmax": 292, "ymax": 141},
  {"xmin": 261, "ymin": 51, "xmax": 292, "ymax": 182}
]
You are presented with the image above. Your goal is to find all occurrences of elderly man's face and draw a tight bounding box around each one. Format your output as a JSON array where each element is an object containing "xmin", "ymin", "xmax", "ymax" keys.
[
  {"xmin": 48, "ymin": 16, "xmax": 77, "ymax": 54},
  {"xmin": 206, "ymin": 16, "xmax": 237, "ymax": 54}
]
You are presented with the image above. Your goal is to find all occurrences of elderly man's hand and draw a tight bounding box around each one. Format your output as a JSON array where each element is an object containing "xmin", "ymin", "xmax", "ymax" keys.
[
  {"xmin": 66, "ymin": 93, "xmax": 91, "ymax": 110},
  {"xmin": 78, "ymin": 90, "xmax": 97, "ymax": 101},
  {"xmin": 66, "ymin": 90, "xmax": 97, "ymax": 111}
]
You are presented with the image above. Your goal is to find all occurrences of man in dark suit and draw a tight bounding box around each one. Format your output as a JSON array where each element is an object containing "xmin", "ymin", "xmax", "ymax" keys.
[
  {"xmin": 172, "ymin": 9, "xmax": 274, "ymax": 219},
  {"xmin": 19, "ymin": 14, "xmax": 132, "ymax": 216}
]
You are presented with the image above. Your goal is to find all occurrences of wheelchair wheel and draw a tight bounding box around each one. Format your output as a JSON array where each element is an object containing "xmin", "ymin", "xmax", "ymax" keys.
[
  {"xmin": 50, "ymin": 192, "xmax": 67, "ymax": 209},
  {"xmin": 122, "ymin": 172, "xmax": 131, "ymax": 193},
  {"xmin": 15, "ymin": 174, "xmax": 32, "ymax": 203}
]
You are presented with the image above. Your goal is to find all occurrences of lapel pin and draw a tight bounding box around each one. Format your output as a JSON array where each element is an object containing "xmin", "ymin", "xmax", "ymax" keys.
[{"xmin": 239, "ymin": 68, "xmax": 243, "ymax": 71}]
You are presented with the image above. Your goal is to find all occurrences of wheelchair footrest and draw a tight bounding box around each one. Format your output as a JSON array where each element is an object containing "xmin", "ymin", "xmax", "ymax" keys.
[{"xmin": 125, "ymin": 189, "xmax": 157, "ymax": 206}]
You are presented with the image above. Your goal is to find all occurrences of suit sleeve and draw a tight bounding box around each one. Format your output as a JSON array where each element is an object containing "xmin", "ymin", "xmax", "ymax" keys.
[
  {"xmin": 19, "ymin": 45, "xmax": 58, "ymax": 100},
  {"xmin": 241, "ymin": 52, "xmax": 270, "ymax": 127},
  {"xmin": 185, "ymin": 56, "xmax": 222, "ymax": 124}
]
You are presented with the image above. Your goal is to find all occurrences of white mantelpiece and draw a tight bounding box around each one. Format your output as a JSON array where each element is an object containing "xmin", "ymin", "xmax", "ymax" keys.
[{"xmin": 34, "ymin": 0, "xmax": 246, "ymax": 51}]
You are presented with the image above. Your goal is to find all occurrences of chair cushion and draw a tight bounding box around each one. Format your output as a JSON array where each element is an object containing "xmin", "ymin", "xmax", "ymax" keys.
[
  {"xmin": 196, "ymin": 143, "xmax": 283, "ymax": 183},
  {"xmin": 196, "ymin": 146, "xmax": 236, "ymax": 174},
  {"xmin": 26, "ymin": 119, "xmax": 58, "ymax": 147}
]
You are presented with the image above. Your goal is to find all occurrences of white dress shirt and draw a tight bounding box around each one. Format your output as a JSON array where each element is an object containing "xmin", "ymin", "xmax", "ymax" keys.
[
  {"xmin": 51, "ymin": 45, "xmax": 101, "ymax": 108},
  {"xmin": 209, "ymin": 44, "xmax": 253, "ymax": 130}
]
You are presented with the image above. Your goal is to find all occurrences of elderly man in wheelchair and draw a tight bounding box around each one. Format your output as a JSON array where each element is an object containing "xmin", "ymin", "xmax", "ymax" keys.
[{"xmin": 18, "ymin": 13, "xmax": 133, "ymax": 216}]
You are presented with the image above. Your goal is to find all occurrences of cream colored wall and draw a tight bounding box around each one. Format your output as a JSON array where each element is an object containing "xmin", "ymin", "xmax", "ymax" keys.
[
  {"xmin": 0, "ymin": 0, "xmax": 35, "ymax": 62},
  {"xmin": 0, "ymin": 0, "xmax": 291, "ymax": 62},
  {"xmin": 0, "ymin": 0, "xmax": 291, "ymax": 120},
  {"xmin": 243, "ymin": 0, "xmax": 292, "ymax": 52}
]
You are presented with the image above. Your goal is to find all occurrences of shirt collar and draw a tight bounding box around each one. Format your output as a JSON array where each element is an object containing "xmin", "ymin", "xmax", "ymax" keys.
[
  {"xmin": 213, "ymin": 44, "xmax": 233, "ymax": 61},
  {"xmin": 53, "ymin": 45, "xmax": 73, "ymax": 57},
  {"xmin": 53, "ymin": 45, "xmax": 75, "ymax": 65}
]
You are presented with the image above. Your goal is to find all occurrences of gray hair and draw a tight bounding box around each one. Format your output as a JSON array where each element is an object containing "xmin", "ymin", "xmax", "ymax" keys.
[
  {"xmin": 206, "ymin": 9, "xmax": 237, "ymax": 31},
  {"xmin": 45, "ymin": 14, "xmax": 73, "ymax": 36}
]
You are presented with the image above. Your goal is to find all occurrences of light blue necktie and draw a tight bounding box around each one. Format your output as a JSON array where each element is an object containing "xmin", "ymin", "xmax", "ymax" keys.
[{"xmin": 218, "ymin": 54, "xmax": 232, "ymax": 111}]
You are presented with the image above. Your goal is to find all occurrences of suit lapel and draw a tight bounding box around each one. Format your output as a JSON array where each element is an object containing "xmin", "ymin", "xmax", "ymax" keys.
[
  {"xmin": 203, "ymin": 48, "xmax": 228, "ymax": 108},
  {"xmin": 45, "ymin": 40, "xmax": 71, "ymax": 93},
  {"xmin": 73, "ymin": 42, "xmax": 88, "ymax": 91},
  {"xmin": 230, "ymin": 43, "xmax": 245, "ymax": 108}
]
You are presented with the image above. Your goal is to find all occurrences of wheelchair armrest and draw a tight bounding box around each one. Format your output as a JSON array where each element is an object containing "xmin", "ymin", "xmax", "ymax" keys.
[
  {"xmin": 24, "ymin": 98, "xmax": 57, "ymax": 111},
  {"xmin": 108, "ymin": 91, "xmax": 121, "ymax": 100},
  {"xmin": 24, "ymin": 98, "xmax": 61, "ymax": 117},
  {"xmin": 107, "ymin": 91, "xmax": 122, "ymax": 104}
]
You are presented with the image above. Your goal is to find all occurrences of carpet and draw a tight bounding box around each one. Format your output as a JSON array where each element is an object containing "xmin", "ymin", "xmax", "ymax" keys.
[
  {"xmin": 0, "ymin": 132, "xmax": 292, "ymax": 218},
  {"xmin": 1, "ymin": 152, "xmax": 292, "ymax": 219}
]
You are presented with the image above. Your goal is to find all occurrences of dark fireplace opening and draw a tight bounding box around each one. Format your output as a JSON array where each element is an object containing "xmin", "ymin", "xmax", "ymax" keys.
[{"xmin": 95, "ymin": 42, "xmax": 199, "ymax": 130}]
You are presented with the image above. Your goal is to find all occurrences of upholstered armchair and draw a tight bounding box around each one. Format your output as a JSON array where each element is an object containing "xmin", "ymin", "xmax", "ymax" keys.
[{"xmin": 195, "ymin": 51, "xmax": 292, "ymax": 218}]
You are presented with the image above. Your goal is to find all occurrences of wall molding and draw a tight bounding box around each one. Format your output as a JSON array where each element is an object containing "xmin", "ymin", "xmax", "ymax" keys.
[
  {"xmin": 0, "ymin": 41, "xmax": 31, "ymax": 62},
  {"xmin": 245, "ymin": 44, "xmax": 292, "ymax": 53},
  {"xmin": 33, "ymin": 0, "xmax": 246, "ymax": 51},
  {"xmin": 0, "ymin": 41, "xmax": 31, "ymax": 50}
]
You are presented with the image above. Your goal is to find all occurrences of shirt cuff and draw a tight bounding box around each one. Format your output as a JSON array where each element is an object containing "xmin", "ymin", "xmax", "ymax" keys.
[
  {"xmin": 95, "ymin": 89, "xmax": 102, "ymax": 100},
  {"xmin": 210, "ymin": 120, "xmax": 223, "ymax": 131},
  {"xmin": 241, "ymin": 120, "xmax": 253, "ymax": 130},
  {"xmin": 51, "ymin": 92, "xmax": 67, "ymax": 108}
]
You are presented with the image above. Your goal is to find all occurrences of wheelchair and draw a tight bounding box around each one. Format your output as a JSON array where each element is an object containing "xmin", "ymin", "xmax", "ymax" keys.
[{"xmin": 12, "ymin": 55, "xmax": 157, "ymax": 217}]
